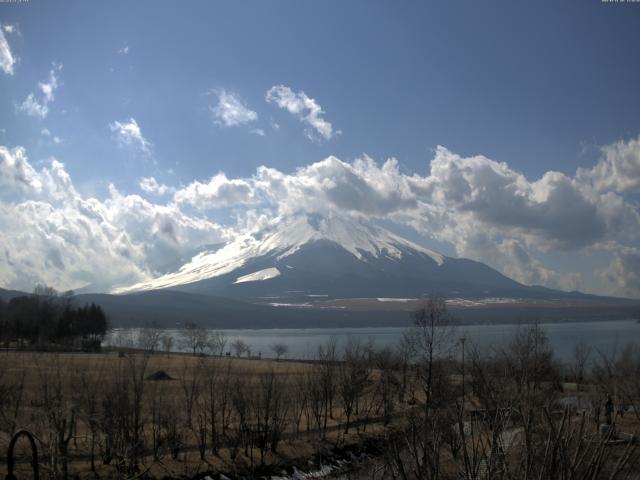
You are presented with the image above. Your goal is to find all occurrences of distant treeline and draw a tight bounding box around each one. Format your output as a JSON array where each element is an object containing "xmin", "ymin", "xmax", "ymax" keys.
[{"xmin": 0, "ymin": 285, "xmax": 109, "ymax": 350}]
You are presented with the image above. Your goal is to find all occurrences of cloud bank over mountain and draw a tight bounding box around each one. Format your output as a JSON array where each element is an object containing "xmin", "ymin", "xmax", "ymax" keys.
[{"xmin": 0, "ymin": 135, "xmax": 639, "ymax": 297}]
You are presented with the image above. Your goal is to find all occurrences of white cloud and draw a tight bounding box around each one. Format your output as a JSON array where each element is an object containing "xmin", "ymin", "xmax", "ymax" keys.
[
  {"xmin": 418, "ymin": 146, "xmax": 627, "ymax": 251},
  {"xmin": 0, "ymin": 26, "xmax": 16, "ymax": 75},
  {"xmin": 0, "ymin": 146, "xmax": 43, "ymax": 194},
  {"xmin": 253, "ymin": 155, "xmax": 417, "ymax": 217},
  {"xmin": 117, "ymin": 44, "xmax": 129, "ymax": 55},
  {"xmin": 212, "ymin": 89, "xmax": 258, "ymax": 127},
  {"xmin": 0, "ymin": 145, "xmax": 230, "ymax": 292},
  {"xmin": 19, "ymin": 94, "xmax": 48, "ymax": 118},
  {"xmin": 265, "ymin": 85, "xmax": 339, "ymax": 141},
  {"xmin": 578, "ymin": 135, "xmax": 640, "ymax": 193},
  {"xmin": 244, "ymin": 148, "xmax": 637, "ymax": 254},
  {"xmin": 251, "ymin": 128, "xmax": 266, "ymax": 137},
  {"xmin": 600, "ymin": 244, "xmax": 640, "ymax": 298},
  {"xmin": 139, "ymin": 176, "xmax": 174, "ymax": 196},
  {"xmin": 497, "ymin": 239, "xmax": 580, "ymax": 291},
  {"xmin": 174, "ymin": 173, "xmax": 255, "ymax": 210},
  {"xmin": 109, "ymin": 118, "xmax": 152, "ymax": 154},
  {"xmin": 19, "ymin": 64, "xmax": 62, "ymax": 119},
  {"xmin": 41, "ymin": 128, "xmax": 63, "ymax": 144}
]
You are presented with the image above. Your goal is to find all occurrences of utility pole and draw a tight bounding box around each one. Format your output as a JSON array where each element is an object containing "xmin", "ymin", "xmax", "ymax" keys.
[{"xmin": 460, "ymin": 336, "xmax": 466, "ymax": 409}]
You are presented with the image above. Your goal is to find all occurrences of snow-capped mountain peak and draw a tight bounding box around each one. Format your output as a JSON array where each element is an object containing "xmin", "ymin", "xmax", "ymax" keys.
[{"xmin": 113, "ymin": 214, "xmax": 444, "ymax": 294}]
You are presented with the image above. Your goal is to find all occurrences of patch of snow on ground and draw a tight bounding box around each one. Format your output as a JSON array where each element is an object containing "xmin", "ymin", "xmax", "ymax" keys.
[
  {"xmin": 268, "ymin": 302, "xmax": 313, "ymax": 308},
  {"xmin": 376, "ymin": 298, "xmax": 415, "ymax": 302},
  {"xmin": 446, "ymin": 297, "xmax": 524, "ymax": 307}
]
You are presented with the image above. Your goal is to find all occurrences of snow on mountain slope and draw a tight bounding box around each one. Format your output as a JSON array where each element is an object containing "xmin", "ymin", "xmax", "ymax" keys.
[
  {"xmin": 113, "ymin": 214, "xmax": 444, "ymax": 294},
  {"xmin": 234, "ymin": 267, "xmax": 281, "ymax": 284}
]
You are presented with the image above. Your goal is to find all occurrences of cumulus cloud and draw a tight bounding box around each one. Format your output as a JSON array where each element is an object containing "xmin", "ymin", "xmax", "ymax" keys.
[
  {"xmin": 601, "ymin": 245, "xmax": 640, "ymax": 298},
  {"xmin": 0, "ymin": 25, "xmax": 16, "ymax": 75},
  {"xmin": 0, "ymin": 146, "xmax": 43, "ymax": 193},
  {"xmin": 19, "ymin": 64, "xmax": 62, "ymax": 119},
  {"xmin": 578, "ymin": 135, "xmax": 640, "ymax": 193},
  {"xmin": 139, "ymin": 177, "xmax": 174, "ymax": 196},
  {"xmin": 109, "ymin": 118, "xmax": 152, "ymax": 154},
  {"xmin": 117, "ymin": 44, "xmax": 129, "ymax": 55},
  {"xmin": 497, "ymin": 239, "xmax": 580, "ymax": 291},
  {"xmin": 419, "ymin": 146, "xmax": 632, "ymax": 251},
  {"xmin": 212, "ymin": 90, "xmax": 258, "ymax": 127},
  {"xmin": 266, "ymin": 85, "xmax": 339, "ymax": 141},
  {"xmin": 174, "ymin": 173, "xmax": 255, "ymax": 210},
  {"xmin": 0, "ymin": 145, "xmax": 229, "ymax": 292},
  {"xmin": 253, "ymin": 155, "xmax": 417, "ymax": 217}
]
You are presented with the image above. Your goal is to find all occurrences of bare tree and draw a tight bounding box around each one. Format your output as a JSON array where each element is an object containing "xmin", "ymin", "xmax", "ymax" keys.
[
  {"xmin": 34, "ymin": 355, "xmax": 79, "ymax": 480},
  {"xmin": 570, "ymin": 339, "xmax": 592, "ymax": 391},
  {"xmin": 98, "ymin": 352, "xmax": 150, "ymax": 473},
  {"xmin": 180, "ymin": 361, "xmax": 208, "ymax": 461},
  {"xmin": 501, "ymin": 322, "xmax": 558, "ymax": 408},
  {"xmin": 0, "ymin": 353, "xmax": 26, "ymax": 437},
  {"xmin": 383, "ymin": 296, "xmax": 457, "ymax": 480},
  {"xmin": 404, "ymin": 296, "xmax": 457, "ymax": 413},
  {"xmin": 231, "ymin": 338, "xmax": 249, "ymax": 357},
  {"xmin": 200, "ymin": 357, "xmax": 229, "ymax": 454},
  {"xmin": 316, "ymin": 337, "xmax": 337, "ymax": 437},
  {"xmin": 207, "ymin": 331, "xmax": 227, "ymax": 356},
  {"xmin": 179, "ymin": 359, "xmax": 202, "ymax": 430},
  {"xmin": 180, "ymin": 322, "xmax": 209, "ymax": 356},
  {"xmin": 148, "ymin": 379, "xmax": 168, "ymax": 461},
  {"xmin": 113, "ymin": 329, "xmax": 134, "ymax": 350},
  {"xmin": 337, "ymin": 338, "xmax": 371, "ymax": 433},
  {"xmin": 229, "ymin": 377, "xmax": 251, "ymax": 460},
  {"xmin": 290, "ymin": 370, "xmax": 309, "ymax": 434},
  {"xmin": 270, "ymin": 342, "xmax": 289, "ymax": 361},
  {"xmin": 251, "ymin": 369, "xmax": 289, "ymax": 466},
  {"xmin": 161, "ymin": 334, "xmax": 174, "ymax": 357},
  {"xmin": 137, "ymin": 321, "xmax": 162, "ymax": 353},
  {"xmin": 79, "ymin": 360, "xmax": 107, "ymax": 474},
  {"xmin": 372, "ymin": 347, "xmax": 400, "ymax": 426}
]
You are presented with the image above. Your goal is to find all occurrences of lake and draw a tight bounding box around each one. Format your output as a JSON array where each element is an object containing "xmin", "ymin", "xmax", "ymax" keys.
[{"xmin": 106, "ymin": 319, "xmax": 640, "ymax": 363}]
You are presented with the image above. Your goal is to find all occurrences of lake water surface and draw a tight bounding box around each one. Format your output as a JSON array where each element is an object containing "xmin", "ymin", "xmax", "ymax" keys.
[{"xmin": 107, "ymin": 319, "xmax": 640, "ymax": 362}]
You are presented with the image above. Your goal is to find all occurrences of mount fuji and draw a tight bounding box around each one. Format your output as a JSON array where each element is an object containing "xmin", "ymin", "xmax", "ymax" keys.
[{"xmin": 114, "ymin": 214, "xmax": 585, "ymax": 303}]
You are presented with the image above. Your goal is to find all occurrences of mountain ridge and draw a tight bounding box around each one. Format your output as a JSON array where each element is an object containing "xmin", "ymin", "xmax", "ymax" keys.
[{"xmin": 114, "ymin": 213, "xmax": 602, "ymax": 303}]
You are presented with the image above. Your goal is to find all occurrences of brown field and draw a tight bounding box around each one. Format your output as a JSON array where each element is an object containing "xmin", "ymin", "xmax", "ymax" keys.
[{"xmin": 0, "ymin": 349, "xmax": 397, "ymax": 479}]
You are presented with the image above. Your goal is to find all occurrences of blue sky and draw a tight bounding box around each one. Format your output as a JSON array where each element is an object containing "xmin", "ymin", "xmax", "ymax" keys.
[{"xmin": 1, "ymin": 1, "xmax": 640, "ymax": 297}]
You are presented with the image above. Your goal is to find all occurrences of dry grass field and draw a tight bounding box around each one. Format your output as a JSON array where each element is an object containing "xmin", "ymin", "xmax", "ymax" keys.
[{"xmin": 0, "ymin": 349, "xmax": 399, "ymax": 479}]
